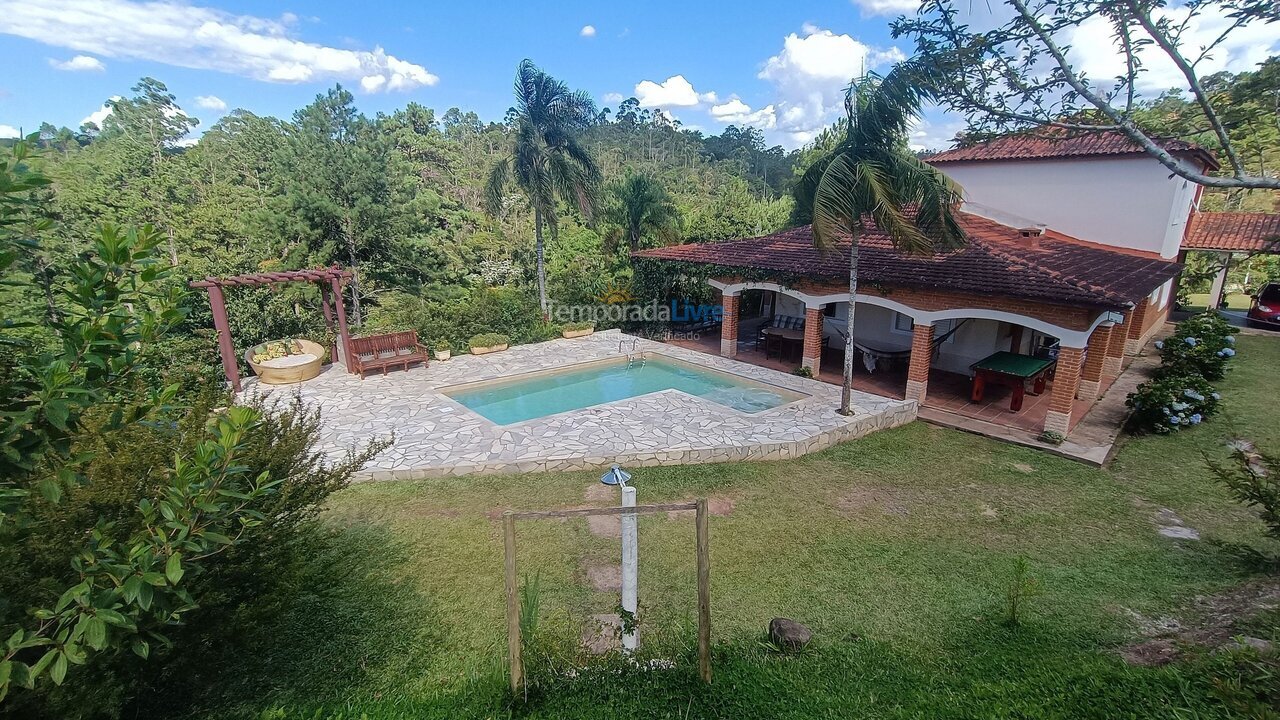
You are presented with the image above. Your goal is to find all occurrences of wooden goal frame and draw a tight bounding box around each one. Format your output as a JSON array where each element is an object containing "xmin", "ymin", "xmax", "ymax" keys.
[{"xmin": 502, "ymin": 498, "xmax": 712, "ymax": 694}]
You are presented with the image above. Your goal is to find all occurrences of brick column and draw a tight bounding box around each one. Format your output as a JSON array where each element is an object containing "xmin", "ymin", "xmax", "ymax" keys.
[
  {"xmin": 1104, "ymin": 316, "xmax": 1126, "ymax": 377},
  {"xmin": 720, "ymin": 293, "xmax": 739, "ymax": 358},
  {"xmin": 1043, "ymin": 345, "xmax": 1084, "ymax": 436},
  {"xmin": 1078, "ymin": 325, "xmax": 1111, "ymax": 401},
  {"xmin": 905, "ymin": 322, "xmax": 933, "ymax": 404},
  {"xmin": 1125, "ymin": 298, "xmax": 1149, "ymax": 355},
  {"xmin": 802, "ymin": 306, "xmax": 824, "ymax": 374}
]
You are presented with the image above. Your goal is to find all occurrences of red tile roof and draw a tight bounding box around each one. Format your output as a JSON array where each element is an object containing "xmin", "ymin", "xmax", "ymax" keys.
[
  {"xmin": 1182, "ymin": 212, "xmax": 1280, "ymax": 252},
  {"xmin": 633, "ymin": 212, "xmax": 1182, "ymax": 311},
  {"xmin": 926, "ymin": 129, "xmax": 1219, "ymax": 171}
]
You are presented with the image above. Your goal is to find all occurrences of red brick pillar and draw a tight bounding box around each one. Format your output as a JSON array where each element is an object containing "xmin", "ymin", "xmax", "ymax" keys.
[
  {"xmin": 1044, "ymin": 345, "xmax": 1084, "ymax": 436},
  {"xmin": 905, "ymin": 322, "xmax": 933, "ymax": 404},
  {"xmin": 1104, "ymin": 316, "xmax": 1127, "ymax": 377},
  {"xmin": 1078, "ymin": 325, "xmax": 1111, "ymax": 401},
  {"xmin": 802, "ymin": 307, "xmax": 824, "ymax": 374},
  {"xmin": 1125, "ymin": 298, "xmax": 1150, "ymax": 355},
  {"xmin": 720, "ymin": 293, "xmax": 739, "ymax": 358}
]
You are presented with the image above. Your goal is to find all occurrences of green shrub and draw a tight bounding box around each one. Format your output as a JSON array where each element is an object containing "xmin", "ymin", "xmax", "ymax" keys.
[
  {"xmin": 1155, "ymin": 311, "xmax": 1238, "ymax": 381},
  {"xmin": 1126, "ymin": 373, "xmax": 1220, "ymax": 434},
  {"xmin": 468, "ymin": 333, "xmax": 510, "ymax": 349},
  {"xmin": 562, "ymin": 321, "xmax": 595, "ymax": 332},
  {"xmin": 791, "ymin": 366, "xmax": 813, "ymax": 378}
]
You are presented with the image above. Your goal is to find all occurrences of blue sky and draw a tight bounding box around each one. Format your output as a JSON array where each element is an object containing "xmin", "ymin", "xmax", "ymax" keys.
[
  {"xmin": 0, "ymin": 0, "xmax": 959, "ymax": 150},
  {"xmin": 0, "ymin": 1, "xmax": 1275, "ymax": 151}
]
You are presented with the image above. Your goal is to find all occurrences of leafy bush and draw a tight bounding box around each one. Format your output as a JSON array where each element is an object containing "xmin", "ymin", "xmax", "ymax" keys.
[
  {"xmin": 1155, "ymin": 312, "xmax": 1238, "ymax": 381},
  {"xmin": 1126, "ymin": 373, "xmax": 1221, "ymax": 434},
  {"xmin": 1208, "ymin": 442, "xmax": 1280, "ymax": 544},
  {"xmin": 468, "ymin": 333, "xmax": 510, "ymax": 349},
  {"xmin": 562, "ymin": 321, "xmax": 595, "ymax": 332},
  {"xmin": 366, "ymin": 287, "xmax": 555, "ymax": 352}
]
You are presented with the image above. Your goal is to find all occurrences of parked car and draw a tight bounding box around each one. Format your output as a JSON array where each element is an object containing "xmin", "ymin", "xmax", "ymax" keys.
[{"xmin": 1247, "ymin": 282, "xmax": 1280, "ymax": 329}]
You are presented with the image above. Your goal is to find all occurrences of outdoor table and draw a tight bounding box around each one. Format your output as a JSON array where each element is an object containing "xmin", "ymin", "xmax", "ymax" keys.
[
  {"xmin": 762, "ymin": 327, "xmax": 804, "ymax": 362},
  {"xmin": 969, "ymin": 351, "xmax": 1057, "ymax": 412}
]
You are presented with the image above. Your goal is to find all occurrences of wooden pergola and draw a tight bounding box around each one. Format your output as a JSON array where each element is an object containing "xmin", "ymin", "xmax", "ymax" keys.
[{"xmin": 190, "ymin": 267, "xmax": 355, "ymax": 392}]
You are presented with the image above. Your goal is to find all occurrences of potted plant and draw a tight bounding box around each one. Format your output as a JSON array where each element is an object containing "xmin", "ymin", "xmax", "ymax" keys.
[
  {"xmin": 562, "ymin": 321, "xmax": 595, "ymax": 339},
  {"xmin": 432, "ymin": 340, "xmax": 452, "ymax": 361},
  {"xmin": 469, "ymin": 333, "xmax": 510, "ymax": 355}
]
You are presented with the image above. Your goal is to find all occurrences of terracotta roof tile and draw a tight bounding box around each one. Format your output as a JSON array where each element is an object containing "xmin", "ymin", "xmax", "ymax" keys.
[
  {"xmin": 926, "ymin": 129, "xmax": 1218, "ymax": 170},
  {"xmin": 1183, "ymin": 212, "xmax": 1280, "ymax": 252},
  {"xmin": 633, "ymin": 211, "xmax": 1182, "ymax": 310}
]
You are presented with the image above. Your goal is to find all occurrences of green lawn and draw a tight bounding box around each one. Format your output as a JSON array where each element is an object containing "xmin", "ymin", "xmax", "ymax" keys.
[
  {"xmin": 1184, "ymin": 292, "xmax": 1252, "ymax": 311},
  {"xmin": 193, "ymin": 336, "xmax": 1280, "ymax": 720}
]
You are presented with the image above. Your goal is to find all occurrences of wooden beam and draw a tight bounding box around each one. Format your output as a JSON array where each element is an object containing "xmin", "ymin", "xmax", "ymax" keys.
[
  {"xmin": 205, "ymin": 285, "xmax": 241, "ymax": 392},
  {"xmin": 503, "ymin": 512, "xmax": 523, "ymax": 697},
  {"xmin": 695, "ymin": 497, "xmax": 711, "ymax": 684},
  {"xmin": 330, "ymin": 276, "xmax": 353, "ymax": 373},
  {"xmin": 510, "ymin": 502, "xmax": 697, "ymax": 520}
]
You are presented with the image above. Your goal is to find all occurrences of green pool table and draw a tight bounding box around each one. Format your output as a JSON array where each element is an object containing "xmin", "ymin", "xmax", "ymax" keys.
[{"xmin": 969, "ymin": 351, "xmax": 1057, "ymax": 412}]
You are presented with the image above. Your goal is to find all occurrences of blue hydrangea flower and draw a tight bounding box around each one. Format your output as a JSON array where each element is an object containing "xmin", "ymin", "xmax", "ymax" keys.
[
  {"xmin": 1185, "ymin": 337, "xmax": 1198, "ymax": 346},
  {"xmin": 1154, "ymin": 340, "xmax": 1164, "ymax": 349},
  {"xmin": 1211, "ymin": 392, "xmax": 1221, "ymax": 400},
  {"xmin": 1223, "ymin": 348, "xmax": 1235, "ymax": 357},
  {"xmin": 1189, "ymin": 414, "xmax": 1202, "ymax": 424},
  {"xmin": 1225, "ymin": 336, "xmax": 1235, "ymax": 344},
  {"xmin": 1169, "ymin": 417, "xmax": 1181, "ymax": 425}
]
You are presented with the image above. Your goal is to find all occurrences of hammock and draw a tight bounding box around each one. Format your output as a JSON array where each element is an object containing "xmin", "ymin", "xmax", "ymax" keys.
[{"xmin": 836, "ymin": 319, "xmax": 970, "ymax": 373}]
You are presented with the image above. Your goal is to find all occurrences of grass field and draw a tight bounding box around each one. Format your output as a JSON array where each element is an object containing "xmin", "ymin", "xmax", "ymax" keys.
[
  {"xmin": 1184, "ymin": 292, "xmax": 1252, "ymax": 311},
  {"xmin": 191, "ymin": 335, "xmax": 1280, "ymax": 719}
]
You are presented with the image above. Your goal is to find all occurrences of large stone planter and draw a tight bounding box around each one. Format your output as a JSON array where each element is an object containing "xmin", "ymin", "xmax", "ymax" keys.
[
  {"xmin": 470, "ymin": 343, "xmax": 509, "ymax": 356},
  {"xmin": 245, "ymin": 339, "xmax": 327, "ymax": 385},
  {"xmin": 562, "ymin": 328, "xmax": 595, "ymax": 339}
]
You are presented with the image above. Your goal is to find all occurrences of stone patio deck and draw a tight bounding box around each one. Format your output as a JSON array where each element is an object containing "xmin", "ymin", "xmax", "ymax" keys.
[{"xmin": 242, "ymin": 329, "xmax": 916, "ymax": 480}]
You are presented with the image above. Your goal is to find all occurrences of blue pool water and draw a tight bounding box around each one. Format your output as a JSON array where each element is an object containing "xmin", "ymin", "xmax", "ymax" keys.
[{"xmin": 443, "ymin": 356, "xmax": 805, "ymax": 425}]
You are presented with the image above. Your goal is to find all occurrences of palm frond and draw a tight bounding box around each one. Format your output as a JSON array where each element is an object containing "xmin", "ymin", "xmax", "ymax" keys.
[{"xmin": 483, "ymin": 157, "xmax": 512, "ymax": 216}]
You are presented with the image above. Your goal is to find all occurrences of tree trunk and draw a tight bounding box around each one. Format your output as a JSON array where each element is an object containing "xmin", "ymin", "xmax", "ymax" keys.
[
  {"xmin": 534, "ymin": 206, "xmax": 548, "ymax": 318},
  {"xmin": 343, "ymin": 218, "xmax": 363, "ymax": 327},
  {"xmin": 840, "ymin": 230, "xmax": 861, "ymax": 416}
]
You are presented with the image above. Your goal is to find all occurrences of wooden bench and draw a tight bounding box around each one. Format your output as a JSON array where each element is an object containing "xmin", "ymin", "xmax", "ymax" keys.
[{"xmin": 349, "ymin": 331, "xmax": 429, "ymax": 378}]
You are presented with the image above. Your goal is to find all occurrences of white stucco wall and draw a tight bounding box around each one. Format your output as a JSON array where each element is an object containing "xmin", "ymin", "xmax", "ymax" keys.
[{"xmin": 935, "ymin": 156, "xmax": 1198, "ymax": 258}]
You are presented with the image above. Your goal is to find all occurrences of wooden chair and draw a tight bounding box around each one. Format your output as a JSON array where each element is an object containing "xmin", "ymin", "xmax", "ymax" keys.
[{"xmin": 348, "ymin": 331, "xmax": 429, "ymax": 378}]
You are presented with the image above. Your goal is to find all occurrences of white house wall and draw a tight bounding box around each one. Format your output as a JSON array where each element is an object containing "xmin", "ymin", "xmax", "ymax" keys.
[{"xmin": 937, "ymin": 156, "xmax": 1198, "ymax": 258}]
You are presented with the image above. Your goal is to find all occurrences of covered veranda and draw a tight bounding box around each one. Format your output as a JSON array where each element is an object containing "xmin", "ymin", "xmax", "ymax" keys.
[
  {"xmin": 671, "ymin": 279, "xmax": 1147, "ymax": 437},
  {"xmin": 635, "ymin": 214, "xmax": 1182, "ymax": 443}
]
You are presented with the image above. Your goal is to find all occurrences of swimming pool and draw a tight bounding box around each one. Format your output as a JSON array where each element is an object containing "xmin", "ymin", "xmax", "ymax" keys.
[{"xmin": 441, "ymin": 354, "xmax": 807, "ymax": 425}]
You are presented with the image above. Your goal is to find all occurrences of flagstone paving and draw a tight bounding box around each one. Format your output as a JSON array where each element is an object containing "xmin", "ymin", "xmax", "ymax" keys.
[{"xmin": 241, "ymin": 329, "xmax": 916, "ymax": 480}]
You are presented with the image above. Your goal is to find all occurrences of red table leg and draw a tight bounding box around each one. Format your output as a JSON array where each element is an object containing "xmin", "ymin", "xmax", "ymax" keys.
[
  {"xmin": 1010, "ymin": 381, "xmax": 1026, "ymax": 412},
  {"xmin": 1031, "ymin": 372, "xmax": 1047, "ymax": 395},
  {"xmin": 971, "ymin": 372, "xmax": 986, "ymax": 402}
]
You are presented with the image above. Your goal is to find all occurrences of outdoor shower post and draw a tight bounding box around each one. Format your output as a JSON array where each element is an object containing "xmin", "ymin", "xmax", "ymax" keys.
[{"xmin": 621, "ymin": 484, "xmax": 638, "ymax": 652}]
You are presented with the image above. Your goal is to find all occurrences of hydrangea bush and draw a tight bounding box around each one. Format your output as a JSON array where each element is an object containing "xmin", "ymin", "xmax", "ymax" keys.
[
  {"xmin": 1126, "ymin": 373, "xmax": 1221, "ymax": 434},
  {"xmin": 1154, "ymin": 311, "xmax": 1236, "ymax": 381}
]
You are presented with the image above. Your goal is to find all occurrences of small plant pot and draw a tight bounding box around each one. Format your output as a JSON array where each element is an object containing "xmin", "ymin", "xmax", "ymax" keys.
[
  {"xmin": 562, "ymin": 328, "xmax": 594, "ymax": 339},
  {"xmin": 470, "ymin": 343, "xmax": 509, "ymax": 356},
  {"xmin": 434, "ymin": 349, "xmax": 451, "ymax": 361}
]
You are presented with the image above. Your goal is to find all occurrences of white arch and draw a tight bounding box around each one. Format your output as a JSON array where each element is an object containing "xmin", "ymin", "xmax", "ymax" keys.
[{"xmin": 709, "ymin": 279, "xmax": 1122, "ymax": 348}]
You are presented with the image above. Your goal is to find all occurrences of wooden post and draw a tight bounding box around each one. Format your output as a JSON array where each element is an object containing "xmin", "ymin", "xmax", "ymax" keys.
[
  {"xmin": 330, "ymin": 276, "xmax": 354, "ymax": 373},
  {"xmin": 695, "ymin": 497, "xmax": 711, "ymax": 684},
  {"xmin": 206, "ymin": 284, "xmax": 241, "ymax": 392},
  {"xmin": 319, "ymin": 282, "xmax": 337, "ymax": 365},
  {"xmin": 503, "ymin": 511, "xmax": 523, "ymax": 696}
]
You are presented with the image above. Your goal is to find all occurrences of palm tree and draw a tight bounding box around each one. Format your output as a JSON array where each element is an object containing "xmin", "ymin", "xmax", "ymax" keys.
[
  {"xmin": 485, "ymin": 60, "xmax": 601, "ymax": 316},
  {"xmin": 603, "ymin": 172, "xmax": 681, "ymax": 253},
  {"xmin": 794, "ymin": 64, "xmax": 966, "ymax": 416}
]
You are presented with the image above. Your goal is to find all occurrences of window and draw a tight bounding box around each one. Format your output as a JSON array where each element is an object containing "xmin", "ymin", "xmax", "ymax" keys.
[
  {"xmin": 890, "ymin": 312, "xmax": 956, "ymax": 343},
  {"xmin": 823, "ymin": 303, "xmax": 836, "ymax": 317}
]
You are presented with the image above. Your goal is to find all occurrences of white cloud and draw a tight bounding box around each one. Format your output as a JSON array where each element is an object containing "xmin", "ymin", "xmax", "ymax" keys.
[
  {"xmin": 49, "ymin": 54, "xmax": 104, "ymax": 71},
  {"xmin": 709, "ymin": 98, "xmax": 777, "ymax": 129},
  {"xmin": 194, "ymin": 94, "xmax": 226, "ymax": 111},
  {"xmin": 634, "ymin": 75, "xmax": 715, "ymax": 108},
  {"xmin": 758, "ymin": 25, "xmax": 904, "ymax": 144},
  {"xmin": 602, "ymin": 91, "xmax": 624, "ymax": 104},
  {"xmin": 360, "ymin": 74, "xmax": 387, "ymax": 93},
  {"xmin": 0, "ymin": 124, "xmax": 19, "ymax": 138},
  {"xmin": 80, "ymin": 99, "xmax": 116, "ymax": 128},
  {"xmin": 0, "ymin": 0, "xmax": 438, "ymax": 93},
  {"xmin": 580, "ymin": 25, "xmax": 596, "ymax": 38},
  {"xmin": 1067, "ymin": 4, "xmax": 1279, "ymax": 95},
  {"xmin": 850, "ymin": 0, "xmax": 920, "ymax": 17}
]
